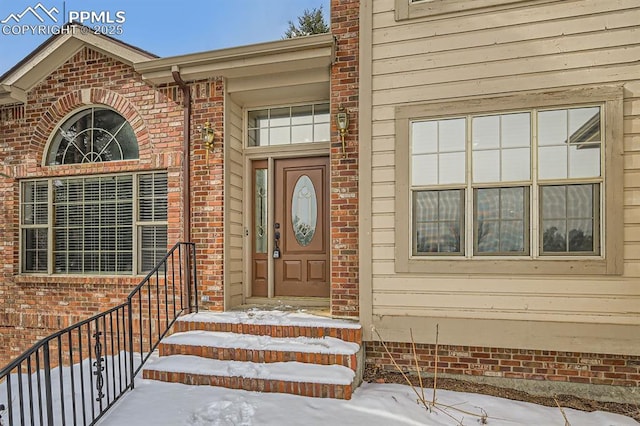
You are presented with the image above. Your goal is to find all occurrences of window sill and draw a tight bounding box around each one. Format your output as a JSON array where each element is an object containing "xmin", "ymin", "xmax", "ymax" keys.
[
  {"xmin": 14, "ymin": 274, "xmax": 142, "ymax": 285},
  {"xmin": 396, "ymin": 257, "xmax": 620, "ymax": 276}
]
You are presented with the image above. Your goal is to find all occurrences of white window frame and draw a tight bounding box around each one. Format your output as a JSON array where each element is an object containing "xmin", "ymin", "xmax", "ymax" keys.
[{"xmin": 395, "ymin": 86, "xmax": 624, "ymax": 275}]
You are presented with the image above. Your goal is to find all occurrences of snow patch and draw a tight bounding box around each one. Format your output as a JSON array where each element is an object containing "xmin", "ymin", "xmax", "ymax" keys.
[
  {"xmin": 164, "ymin": 330, "xmax": 360, "ymax": 354},
  {"xmin": 178, "ymin": 310, "xmax": 361, "ymax": 329}
]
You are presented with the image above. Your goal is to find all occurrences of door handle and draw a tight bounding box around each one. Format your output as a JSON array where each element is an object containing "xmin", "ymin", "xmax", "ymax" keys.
[{"xmin": 273, "ymin": 223, "xmax": 281, "ymax": 258}]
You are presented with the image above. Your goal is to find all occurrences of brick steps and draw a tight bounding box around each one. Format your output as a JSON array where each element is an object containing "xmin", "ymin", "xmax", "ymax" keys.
[
  {"xmin": 143, "ymin": 311, "xmax": 363, "ymax": 400},
  {"xmin": 144, "ymin": 355, "xmax": 355, "ymax": 399},
  {"xmin": 160, "ymin": 330, "xmax": 359, "ymax": 369},
  {"xmin": 173, "ymin": 312, "xmax": 362, "ymax": 343}
]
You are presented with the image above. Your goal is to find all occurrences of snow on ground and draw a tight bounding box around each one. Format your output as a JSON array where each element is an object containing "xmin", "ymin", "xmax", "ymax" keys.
[
  {"xmin": 98, "ymin": 357, "xmax": 638, "ymax": 426},
  {"xmin": 178, "ymin": 310, "xmax": 362, "ymax": 329}
]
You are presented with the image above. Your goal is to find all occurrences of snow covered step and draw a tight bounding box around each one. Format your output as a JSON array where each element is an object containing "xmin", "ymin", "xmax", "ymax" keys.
[
  {"xmin": 143, "ymin": 355, "xmax": 356, "ymax": 399},
  {"xmin": 174, "ymin": 311, "xmax": 362, "ymax": 344},
  {"xmin": 159, "ymin": 330, "xmax": 360, "ymax": 370}
]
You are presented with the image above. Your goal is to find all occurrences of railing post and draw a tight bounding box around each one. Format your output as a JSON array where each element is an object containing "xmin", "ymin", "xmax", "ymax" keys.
[
  {"xmin": 128, "ymin": 300, "xmax": 135, "ymax": 391},
  {"xmin": 43, "ymin": 342, "xmax": 54, "ymax": 426},
  {"xmin": 192, "ymin": 243, "xmax": 198, "ymax": 313},
  {"xmin": 183, "ymin": 243, "xmax": 193, "ymax": 313}
]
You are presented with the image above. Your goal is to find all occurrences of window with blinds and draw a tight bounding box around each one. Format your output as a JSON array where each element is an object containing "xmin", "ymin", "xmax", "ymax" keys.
[{"xmin": 20, "ymin": 172, "xmax": 168, "ymax": 275}]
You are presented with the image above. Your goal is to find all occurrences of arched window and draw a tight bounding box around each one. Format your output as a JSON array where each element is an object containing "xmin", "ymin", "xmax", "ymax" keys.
[{"xmin": 46, "ymin": 107, "xmax": 139, "ymax": 165}]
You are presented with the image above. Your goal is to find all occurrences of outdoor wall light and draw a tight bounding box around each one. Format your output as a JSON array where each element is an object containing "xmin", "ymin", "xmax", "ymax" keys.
[
  {"xmin": 200, "ymin": 121, "xmax": 215, "ymax": 163},
  {"xmin": 335, "ymin": 106, "xmax": 349, "ymax": 158}
]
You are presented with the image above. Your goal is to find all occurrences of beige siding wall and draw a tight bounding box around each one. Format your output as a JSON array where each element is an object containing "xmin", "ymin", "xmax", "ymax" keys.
[
  {"xmin": 366, "ymin": 0, "xmax": 640, "ymax": 354},
  {"xmin": 224, "ymin": 94, "xmax": 245, "ymax": 309}
]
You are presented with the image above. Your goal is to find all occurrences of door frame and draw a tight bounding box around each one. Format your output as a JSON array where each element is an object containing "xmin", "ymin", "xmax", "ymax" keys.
[{"xmin": 243, "ymin": 144, "xmax": 331, "ymax": 304}]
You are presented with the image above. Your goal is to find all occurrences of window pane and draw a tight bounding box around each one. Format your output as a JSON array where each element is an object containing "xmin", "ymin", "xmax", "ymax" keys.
[
  {"xmin": 538, "ymin": 109, "xmax": 567, "ymax": 146},
  {"xmin": 567, "ymin": 185, "xmax": 593, "ymax": 218},
  {"xmin": 291, "ymin": 105, "xmax": 313, "ymax": 125},
  {"xmin": 473, "ymin": 150, "xmax": 500, "ymax": 183},
  {"xmin": 23, "ymin": 229, "xmax": 47, "ymax": 272},
  {"xmin": 569, "ymin": 144, "xmax": 600, "ymax": 178},
  {"xmin": 412, "ymin": 154, "xmax": 438, "ymax": 186},
  {"xmin": 541, "ymin": 185, "xmax": 567, "ymax": 219},
  {"xmin": 255, "ymin": 168, "xmax": 268, "ymax": 254},
  {"xmin": 439, "ymin": 118, "xmax": 465, "ymax": 152},
  {"xmin": 542, "ymin": 219, "xmax": 567, "ymax": 252},
  {"xmin": 501, "ymin": 113, "xmax": 531, "ymax": 148},
  {"xmin": 269, "ymin": 108, "xmax": 290, "ymax": 127},
  {"xmin": 292, "ymin": 125, "xmax": 313, "ymax": 143},
  {"xmin": 247, "ymin": 109, "xmax": 269, "ymax": 129},
  {"xmin": 314, "ymin": 103, "xmax": 330, "ymax": 123},
  {"xmin": 413, "ymin": 190, "xmax": 463, "ymax": 255},
  {"xmin": 269, "ymin": 126, "xmax": 290, "ymax": 145},
  {"xmin": 412, "ymin": 121, "xmax": 438, "ymax": 154},
  {"xmin": 314, "ymin": 122, "xmax": 330, "ymax": 142},
  {"xmin": 541, "ymin": 184, "xmax": 597, "ymax": 254},
  {"xmin": 500, "ymin": 220, "xmax": 525, "ymax": 252},
  {"xmin": 502, "ymin": 148, "xmax": 530, "ymax": 181},
  {"xmin": 472, "ymin": 115, "xmax": 499, "ymax": 150},
  {"xmin": 568, "ymin": 219, "xmax": 594, "ymax": 251},
  {"xmin": 46, "ymin": 108, "xmax": 139, "ymax": 165},
  {"xmin": 569, "ymin": 107, "xmax": 600, "ymax": 144},
  {"xmin": 140, "ymin": 225, "xmax": 168, "ymax": 272},
  {"xmin": 538, "ymin": 146, "xmax": 567, "ymax": 179},
  {"xmin": 439, "ymin": 152, "xmax": 465, "ymax": 184},
  {"xmin": 475, "ymin": 187, "xmax": 526, "ymax": 254}
]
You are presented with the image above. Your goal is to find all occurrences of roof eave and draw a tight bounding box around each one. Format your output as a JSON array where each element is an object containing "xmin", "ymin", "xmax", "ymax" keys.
[
  {"xmin": 0, "ymin": 84, "xmax": 26, "ymax": 105},
  {"xmin": 135, "ymin": 33, "xmax": 335, "ymax": 85}
]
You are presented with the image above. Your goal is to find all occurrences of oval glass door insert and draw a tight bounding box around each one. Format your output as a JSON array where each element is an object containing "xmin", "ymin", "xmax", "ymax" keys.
[{"xmin": 291, "ymin": 175, "xmax": 317, "ymax": 246}]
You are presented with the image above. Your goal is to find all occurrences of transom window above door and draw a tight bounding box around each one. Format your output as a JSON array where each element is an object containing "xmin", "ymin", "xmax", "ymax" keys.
[
  {"xmin": 247, "ymin": 103, "xmax": 330, "ymax": 147},
  {"xmin": 46, "ymin": 107, "xmax": 139, "ymax": 165}
]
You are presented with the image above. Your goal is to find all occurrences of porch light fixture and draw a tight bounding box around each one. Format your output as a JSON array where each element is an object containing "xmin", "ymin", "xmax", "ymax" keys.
[
  {"xmin": 335, "ymin": 106, "xmax": 349, "ymax": 158},
  {"xmin": 200, "ymin": 121, "xmax": 215, "ymax": 163}
]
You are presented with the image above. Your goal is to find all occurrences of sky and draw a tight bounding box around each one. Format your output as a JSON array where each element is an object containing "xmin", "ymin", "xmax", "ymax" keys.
[{"xmin": 0, "ymin": 0, "xmax": 330, "ymax": 75}]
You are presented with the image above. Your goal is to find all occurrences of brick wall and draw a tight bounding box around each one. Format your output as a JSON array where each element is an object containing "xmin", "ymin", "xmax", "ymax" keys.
[
  {"xmin": 366, "ymin": 341, "xmax": 640, "ymax": 387},
  {"xmin": 0, "ymin": 47, "xmax": 187, "ymax": 365},
  {"xmin": 330, "ymin": 0, "xmax": 360, "ymax": 318},
  {"xmin": 190, "ymin": 78, "xmax": 225, "ymax": 310}
]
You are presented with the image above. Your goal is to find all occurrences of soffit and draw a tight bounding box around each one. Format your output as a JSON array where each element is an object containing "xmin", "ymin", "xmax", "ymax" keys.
[{"xmin": 135, "ymin": 33, "xmax": 335, "ymax": 85}]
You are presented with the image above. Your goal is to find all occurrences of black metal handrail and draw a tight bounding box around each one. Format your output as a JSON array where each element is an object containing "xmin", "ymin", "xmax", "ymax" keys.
[{"xmin": 0, "ymin": 242, "xmax": 198, "ymax": 426}]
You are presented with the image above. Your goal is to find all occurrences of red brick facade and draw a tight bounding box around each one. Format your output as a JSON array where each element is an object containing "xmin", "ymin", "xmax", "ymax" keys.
[
  {"xmin": 366, "ymin": 342, "xmax": 640, "ymax": 387},
  {"xmin": 0, "ymin": 47, "xmax": 186, "ymax": 364},
  {"xmin": 330, "ymin": 0, "xmax": 360, "ymax": 318}
]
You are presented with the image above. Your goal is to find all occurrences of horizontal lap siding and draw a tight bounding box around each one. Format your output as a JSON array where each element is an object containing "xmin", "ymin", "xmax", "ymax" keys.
[
  {"xmin": 226, "ymin": 98, "xmax": 244, "ymax": 308},
  {"xmin": 369, "ymin": 0, "xmax": 640, "ymax": 339}
]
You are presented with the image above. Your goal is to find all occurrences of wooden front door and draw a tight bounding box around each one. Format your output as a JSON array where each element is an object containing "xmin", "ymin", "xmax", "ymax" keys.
[{"xmin": 274, "ymin": 157, "xmax": 330, "ymax": 297}]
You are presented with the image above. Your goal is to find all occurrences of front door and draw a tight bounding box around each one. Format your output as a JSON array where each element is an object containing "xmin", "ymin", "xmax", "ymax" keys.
[{"xmin": 252, "ymin": 157, "xmax": 330, "ymax": 297}]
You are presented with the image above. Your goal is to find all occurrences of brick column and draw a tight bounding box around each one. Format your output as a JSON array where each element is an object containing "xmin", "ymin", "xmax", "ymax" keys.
[
  {"xmin": 190, "ymin": 78, "xmax": 225, "ymax": 310},
  {"xmin": 331, "ymin": 0, "xmax": 360, "ymax": 317}
]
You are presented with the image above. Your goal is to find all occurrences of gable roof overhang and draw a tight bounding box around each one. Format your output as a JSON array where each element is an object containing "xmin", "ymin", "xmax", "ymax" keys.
[{"xmin": 0, "ymin": 24, "xmax": 157, "ymax": 106}]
